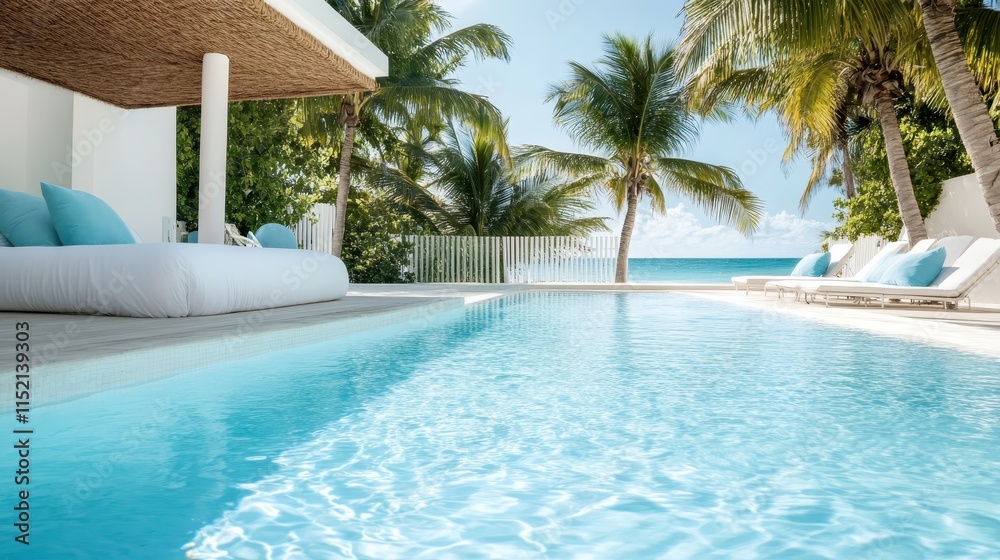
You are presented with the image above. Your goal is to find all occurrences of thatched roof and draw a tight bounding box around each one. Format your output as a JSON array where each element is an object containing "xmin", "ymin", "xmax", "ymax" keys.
[{"xmin": 0, "ymin": 0, "xmax": 384, "ymax": 109}]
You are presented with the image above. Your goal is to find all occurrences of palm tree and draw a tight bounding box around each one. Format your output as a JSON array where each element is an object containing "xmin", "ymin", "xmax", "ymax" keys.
[
  {"xmin": 916, "ymin": 1, "xmax": 1000, "ymax": 231},
  {"xmin": 679, "ymin": 0, "xmax": 1000, "ymax": 238},
  {"xmin": 528, "ymin": 34, "xmax": 763, "ymax": 283},
  {"xmin": 686, "ymin": 53, "xmax": 864, "ymax": 210},
  {"xmin": 369, "ymin": 115, "xmax": 608, "ymax": 237},
  {"xmin": 301, "ymin": 0, "xmax": 513, "ymax": 256}
]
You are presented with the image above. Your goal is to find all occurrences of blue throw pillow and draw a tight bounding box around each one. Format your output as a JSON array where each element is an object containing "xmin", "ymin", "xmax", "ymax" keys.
[
  {"xmin": 860, "ymin": 253, "xmax": 903, "ymax": 283},
  {"xmin": 0, "ymin": 189, "xmax": 63, "ymax": 246},
  {"xmin": 41, "ymin": 182, "xmax": 135, "ymax": 245},
  {"xmin": 791, "ymin": 252, "xmax": 831, "ymax": 277},
  {"xmin": 875, "ymin": 247, "xmax": 947, "ymax": 287},
  {"xmin": 254, "ymin": 223, "xmax": 298, "ymax": 249}
]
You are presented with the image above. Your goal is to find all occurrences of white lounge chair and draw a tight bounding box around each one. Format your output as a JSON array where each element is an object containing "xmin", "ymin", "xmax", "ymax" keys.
[
  {"xmin": 732, "ymin": 242, "xmax": 857, "ymax": 295},
  {"xmin": 225, "ymin": 223, "xmax": 262, "ymax": 247},
  {"xmin": 798, "ymin": 238, "xmax": 1000, "ymax": 310},
  {"xmin": 770, "ymin": 237, "xmax": 974, "ymax": 302},
  {"xmin": 766, "ymin": 239, "xmax": 935, "ymax": 301},
  {"xmin": 929, "ymin": 235, "xmax": 974, "ymax": 267}
]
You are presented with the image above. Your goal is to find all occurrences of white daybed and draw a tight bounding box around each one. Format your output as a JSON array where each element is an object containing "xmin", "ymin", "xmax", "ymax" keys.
[{"xmin": 0, "ymin": 243, "xmax": 348, "ymax": 318}]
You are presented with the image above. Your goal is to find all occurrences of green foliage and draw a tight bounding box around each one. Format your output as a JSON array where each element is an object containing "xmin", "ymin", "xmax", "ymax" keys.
[
  {"xmin": 177, "ymin": 100, "xmax": 329, "ymax": 234},
  {"xmin": 830, "ymin": 102, "xmax": 973, "ymax": 240},
  {"xmin": 299, "ymin": 0, "xmax": 513, "ymax": 158},
  {"xmin": 319, "ymin": 188, "xmax": 417, "ymax": 283},
  {"xmin": 678, "ymin": 0, "xmax": 1000, "ymax": 214},
  {"xmin": 369, "ymin": 117, "xmax": 609, "ymax": 237}
]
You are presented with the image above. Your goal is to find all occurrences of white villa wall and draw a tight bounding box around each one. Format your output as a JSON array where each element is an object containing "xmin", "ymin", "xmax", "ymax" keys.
[
  {"xmin": 0, "ymin": 70, "xmax": 74, "ymax": 190},
  {"xmin": 0, "ymin": 75, "xmax": 29, "ymax": 189},
  {"xmin": 70, "ymin": 96, "xmax": 176, "ymax": 243},
  {"xmin": 925, "ymin": 173, "xmax": 1000, "ymax": 304},
  {"xmin": 0, "ymin": 68, "xmax": 176, "ymax": 243}
]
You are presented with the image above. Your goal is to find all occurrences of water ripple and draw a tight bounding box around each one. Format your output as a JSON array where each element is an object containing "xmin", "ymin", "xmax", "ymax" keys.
[{"xmin": 179, "ymin": 293, "xmax": 1000, "ymax": 559}]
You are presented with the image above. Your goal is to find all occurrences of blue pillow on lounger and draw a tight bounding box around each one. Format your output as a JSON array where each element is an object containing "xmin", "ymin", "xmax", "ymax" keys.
[
  {"xmin": 875, "ymin": 247, "xmax": 946, "ymax": 287},
  {"xmin": 41, "ymin": 182, "xmax": 135, "ymax": 245},
  {"xmin": 791, "ymin": 252, "xmax": 831, "ymax": 277},
  {"xmin": 859, "ymin": 253, "xmax": 902, "ymax": 283},
  {"xmin": 0, "ymin": 189, "xmax": 62, "ymax": 246}
]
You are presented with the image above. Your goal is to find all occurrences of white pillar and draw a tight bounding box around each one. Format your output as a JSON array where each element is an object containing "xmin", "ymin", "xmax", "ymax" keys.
[{"xmin": 197, "ymin": 53, "xmax": 230, "ymax": 244}]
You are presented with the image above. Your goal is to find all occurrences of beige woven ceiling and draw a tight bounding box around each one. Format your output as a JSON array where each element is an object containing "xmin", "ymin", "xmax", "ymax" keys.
[{"xmin": 0, "ymin": 0, "xmax": 379, "ymax": 108}]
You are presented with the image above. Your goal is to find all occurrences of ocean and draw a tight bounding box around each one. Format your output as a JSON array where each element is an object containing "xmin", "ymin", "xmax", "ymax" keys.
[{"xmin": 627, "ymin": 257, "xmax": 799, "ymax": 283}]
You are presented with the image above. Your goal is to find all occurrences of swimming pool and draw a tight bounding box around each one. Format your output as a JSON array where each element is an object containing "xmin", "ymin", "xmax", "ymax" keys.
[{"xmin": 12, "ymin": 292, "xmax": 1000, "ymax": 559}]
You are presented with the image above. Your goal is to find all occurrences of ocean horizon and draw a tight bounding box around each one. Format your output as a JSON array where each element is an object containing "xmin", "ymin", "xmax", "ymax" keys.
[{"xmin": 628, "ymin": 257, "xmax": 799, "ymax": 283}]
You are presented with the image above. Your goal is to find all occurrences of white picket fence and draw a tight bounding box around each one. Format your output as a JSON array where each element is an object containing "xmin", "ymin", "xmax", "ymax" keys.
[
  {"xmin": 293, "ymin": 203, "xmax": 336, "ymax": 253},
  {"xmin": 502, "ymin": 236, "xmax": 619, "ymax": 283},
  {"xmin": 408, "ymin": 236, "xmax": 503, "ymax": 283},
  {"xmin": 830, "ymin": 234, "xmax": 889, "ymax": 276},
  {"xmin": 406, "ymin": 235, "xmax": 620, "ymax": 284}
]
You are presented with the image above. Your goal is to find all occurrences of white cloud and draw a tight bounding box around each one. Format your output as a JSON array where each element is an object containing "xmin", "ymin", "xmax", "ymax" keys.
[{"xmin": 624, "ymin": 204, "xmax": 834, "ymax": 258}]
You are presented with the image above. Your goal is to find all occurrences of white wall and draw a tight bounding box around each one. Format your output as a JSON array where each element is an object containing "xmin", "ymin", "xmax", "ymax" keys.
[
  {"xmin": 0, "ymin": 74, "xmax": 29, "ymax": 189},
  {"xmin": 0, "ymin": 70, "xmax": 74, "ymax": 191},
  {"xmin": 925, "ymin": 173, "xmax": 1000, "ymax": 304},
  {"xmin": 0, "ymin": 68, "xmax": 176, "ymax": 243},
  {"xmin": 70, "ymin": 96, "xmax": 176, "ymax": 243}
]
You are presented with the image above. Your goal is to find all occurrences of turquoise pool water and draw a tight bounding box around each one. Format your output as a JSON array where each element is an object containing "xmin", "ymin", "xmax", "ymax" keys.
[{"xmin": 11, "ymin": 293, "xmax": 1000, "ymax": 559}]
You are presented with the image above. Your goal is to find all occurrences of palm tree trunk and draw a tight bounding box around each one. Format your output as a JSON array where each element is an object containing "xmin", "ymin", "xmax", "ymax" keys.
[
  {"xmin": 331, "ymin": 98, "xmax": 359, "ymax": 258},
  {"xmin": 615, "ymin": 185, "xmax": 639, "ymax": 283},
  {"xmin": 836, "ymin": 105, "xmax": 856, "ymax": 199},
  {"xmin": 919, "ymin": 0, "xmax": 1000, "ymax": 232},
  {"xmin": 875, "ymin": 96, "xmax": 928, "ymax": 246},
  {"xmin": 839, "ymin": 136, "xmax": 856, "ymax": 199}
]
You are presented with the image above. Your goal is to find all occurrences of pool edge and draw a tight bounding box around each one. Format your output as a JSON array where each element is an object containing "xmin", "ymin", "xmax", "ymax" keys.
[{"xmin": 3, "ymin": 297, "xmax": 466, "ymax": 411}]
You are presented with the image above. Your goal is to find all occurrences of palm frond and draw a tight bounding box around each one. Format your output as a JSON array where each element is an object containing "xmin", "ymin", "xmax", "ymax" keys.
[
  {"xmin": 515, "ymin": 145, "xmax": 619, "ymax": 177},
  {"xmin": 408, "ymin": 24, "xmax": 512, "ymax": 76},
  {"xmin": 656, "ymin": 157, "xmax": 764, "ymax": 235},
  {"xmin": 956, "ymin": 6, "xmax": 1000, "ymax": 109}
]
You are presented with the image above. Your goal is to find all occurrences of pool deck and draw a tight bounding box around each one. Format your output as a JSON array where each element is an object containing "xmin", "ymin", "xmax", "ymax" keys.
[
  {"xmin": 2, "ymin": 282, "xmax": 999, "ymax": 409},
  {"xmin": 686, "ymin": 290, "xmax": 1000, "ymax": 361}
]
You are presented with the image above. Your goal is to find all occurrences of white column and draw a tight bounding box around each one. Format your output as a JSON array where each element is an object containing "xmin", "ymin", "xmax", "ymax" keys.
[{"xmin": 197, "ymin": 53, "xmax": 230, "ymax": 244}]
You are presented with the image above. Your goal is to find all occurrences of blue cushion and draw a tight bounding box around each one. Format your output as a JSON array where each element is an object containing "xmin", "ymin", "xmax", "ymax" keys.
[
  {"xmin": 874, "ymin": 247, "xmax": 947, "ymax": 287},
  {"xmin": 254, "ymin": 223, "xmax": 298, "ymax": 249},
  {"xmin": 186, "ymin": 231, "xmax": 199, "ymax": 243},
  {"xmin": 860, "ymin": 252, "xmax": 903, "ymax": 283},
  {"xmin": 791, "ymin": 252, "xmax": 831, "ymax": 277},
  {"xmin": 41, "ymin": 182, "xmax": 135, "ymax": 245},
  {"xmin": 0, "ymin": 231, "xmax": 12, "ymax": 247},
  {"xmin": 0, "ymin": 189, "xmax": 62, "ymax": 246}
]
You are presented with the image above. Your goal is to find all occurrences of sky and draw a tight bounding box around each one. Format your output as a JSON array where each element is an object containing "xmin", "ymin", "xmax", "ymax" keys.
[{"xmin": 436, "ymin": 0, "xmax": 839, "ymax": 258}]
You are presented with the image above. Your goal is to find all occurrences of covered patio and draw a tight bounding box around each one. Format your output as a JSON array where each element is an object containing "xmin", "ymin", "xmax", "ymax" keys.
[{"xmin": 0, "ymin": 0, "xmax": 387, "ymax": 243}]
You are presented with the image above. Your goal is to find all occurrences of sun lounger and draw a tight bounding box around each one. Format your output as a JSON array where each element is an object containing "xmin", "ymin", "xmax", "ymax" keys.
[
  {"xmin": 766, "ymin": 239, "xmax": 929, "ymax": 300},
  {"xmin": 732, "ymin": 242, "xmax": 856, "ymax": 294},
  {"xmin": 929, "ymin": 235, "xmax": 974, "ymax": 267},
  {"xmin": 798, "ymin": 238, "xmax": 1000, "ymax": 310},
  {"xmin": 768, "ymin": 237, "xmax": 974, "ymax": 301},
  {"xmin": 225, "ymin": 223, "xmax": 262, "ymax": 247}
]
